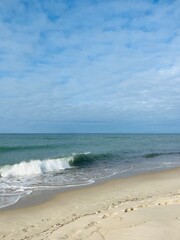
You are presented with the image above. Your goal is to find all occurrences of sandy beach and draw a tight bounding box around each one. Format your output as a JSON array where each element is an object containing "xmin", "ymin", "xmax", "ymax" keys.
[{"xmin": 0, "ymin": 167, "xmax": 180, "ymax": 240}]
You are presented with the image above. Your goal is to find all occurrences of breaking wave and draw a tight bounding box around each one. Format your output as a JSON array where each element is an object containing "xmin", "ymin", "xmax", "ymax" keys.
[
  {"xmin": 70, "ymin": 153, "xmax": 112, "ymax": 166},
  {"xmin": 1, "ymin": 151, "xmax": 180, "ymax": 178},
  {"xmin": 0, "ymin": 152, "xmax": 110, "ymax": 178},
  {"xmin": 0, "ymin": 157, "xmax": 72, "ymax": 178}
]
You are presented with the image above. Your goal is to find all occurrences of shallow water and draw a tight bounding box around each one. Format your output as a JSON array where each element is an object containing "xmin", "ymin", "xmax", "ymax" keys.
[{"xmin": 0, "ymin": 133, "xmax": 180, "ymax": 208}]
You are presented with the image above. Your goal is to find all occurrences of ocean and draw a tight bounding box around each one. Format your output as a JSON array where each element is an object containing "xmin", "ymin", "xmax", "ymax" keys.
[{"xmin": 0, "ymin": 133, "xmax": 180, "ymax": 209}]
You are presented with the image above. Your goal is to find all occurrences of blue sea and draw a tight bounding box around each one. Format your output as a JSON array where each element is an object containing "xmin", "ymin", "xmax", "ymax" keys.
[{"xmin": 0, "ymin": 133, "xmax": 180, "ymax": 208}]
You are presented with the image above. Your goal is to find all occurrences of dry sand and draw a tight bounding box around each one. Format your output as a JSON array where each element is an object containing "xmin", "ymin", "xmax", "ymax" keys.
[{"xmin": 0, "ymin": 168, "xmax": 180, "ymax": 240}]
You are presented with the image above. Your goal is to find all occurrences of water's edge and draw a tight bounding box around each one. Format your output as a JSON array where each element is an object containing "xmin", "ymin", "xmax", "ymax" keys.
[{"xmin": 2, "ymin": 165, "xmax": 179, "ymax": 211}]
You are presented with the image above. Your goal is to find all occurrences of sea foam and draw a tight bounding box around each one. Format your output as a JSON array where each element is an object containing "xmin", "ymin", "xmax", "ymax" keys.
[{"xmin": 0, "ymin": 157, "xmax": 72, "ymax": 178}]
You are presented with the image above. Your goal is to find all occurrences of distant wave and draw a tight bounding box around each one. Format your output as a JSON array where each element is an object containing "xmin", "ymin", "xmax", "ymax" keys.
[
  {"xmin": 0, "ymin": 144, "xmax": 59, "ymax": 152},
  {"xmin": 143, "ymin": 152, "xmax": 180, "ymax": 158},
  {"xmin": 0, "ymin": 152, "xmax": 115, "ymax": 178},
  {"xmin": 143, "ymin": 153, "xmax": 161, "ymax": 158}
]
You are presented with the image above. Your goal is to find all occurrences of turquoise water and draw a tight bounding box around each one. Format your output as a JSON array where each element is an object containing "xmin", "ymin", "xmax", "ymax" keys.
[{"xmin": 0, "ymin": 134, "xmax": 180, "ymax": 208}]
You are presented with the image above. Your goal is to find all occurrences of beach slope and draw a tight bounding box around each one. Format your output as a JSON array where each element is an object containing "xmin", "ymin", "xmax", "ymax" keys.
[{"xmin": 0, "ymin": 168, "xmax": 180, "ymax": 240}]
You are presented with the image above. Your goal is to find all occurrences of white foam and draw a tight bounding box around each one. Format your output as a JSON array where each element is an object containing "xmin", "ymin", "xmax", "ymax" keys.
[
  {"xmin": 72, "ymin": 152, "xmax": 90, "ymax": 155},
  {"xmin": 0, "ymin": 157, "xmax": 73, "ymax": 178},
  {"xmin": 0, "ymin": 194, "xmax": 22, "ymax": 209}
]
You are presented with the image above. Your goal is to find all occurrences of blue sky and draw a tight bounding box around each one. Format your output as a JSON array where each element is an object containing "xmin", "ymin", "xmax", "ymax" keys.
[{"xmin": 0, "ymin": 0, "xmax": 180, "ymax": 133}]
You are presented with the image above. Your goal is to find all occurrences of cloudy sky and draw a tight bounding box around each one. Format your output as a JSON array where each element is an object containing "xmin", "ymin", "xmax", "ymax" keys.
[{"xmin": 0, "ymin": 0, "xmax": 180, "ymax": 133}]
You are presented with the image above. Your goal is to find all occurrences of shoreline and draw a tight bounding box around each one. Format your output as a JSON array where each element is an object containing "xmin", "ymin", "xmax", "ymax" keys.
[
  {"xmin": 2, "ymin": 165, "xmax": 179, "ymax": 211},
  {"xmin": 0, "ymin": 167, "xmax": 180, "ymax": 239}
]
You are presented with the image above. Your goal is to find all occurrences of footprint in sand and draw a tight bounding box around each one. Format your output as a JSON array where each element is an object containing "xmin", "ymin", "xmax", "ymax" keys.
[
  {"xmin": 124, "ymin": 207, "xmax": 134, "ymax": 213},
  {"xmin": 101, "ymin": 214, "xmax": 109, "ymax": 219},
  {"xmin": 84, "ymin": 221, "xmax": 97, "ymax": 229}
]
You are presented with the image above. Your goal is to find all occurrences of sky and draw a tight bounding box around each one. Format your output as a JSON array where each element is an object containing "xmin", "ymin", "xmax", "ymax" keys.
[{"xmin": 0, "ymin": 0, "xmax": 180, "ymax": 133}]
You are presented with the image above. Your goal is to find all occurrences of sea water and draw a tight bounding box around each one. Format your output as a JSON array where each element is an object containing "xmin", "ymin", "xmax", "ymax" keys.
[{"xmin": 0, "ymin": 133, "xmax": 180, "ymax": 208}]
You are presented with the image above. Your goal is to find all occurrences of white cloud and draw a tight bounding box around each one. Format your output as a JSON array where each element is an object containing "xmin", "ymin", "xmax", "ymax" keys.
[{"xmin": 0, "ymin": 0, "xmax": 180, "ymax": 132}]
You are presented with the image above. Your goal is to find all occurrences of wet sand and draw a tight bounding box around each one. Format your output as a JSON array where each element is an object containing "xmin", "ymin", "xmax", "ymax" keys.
[{"xmin": 0, "ymin": 167, "xmax": 180, "ymax": 240}]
